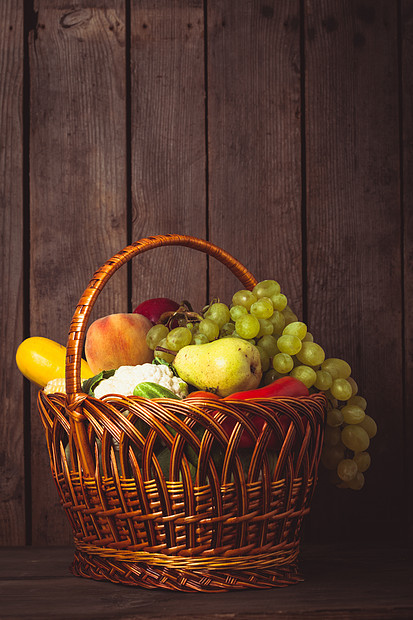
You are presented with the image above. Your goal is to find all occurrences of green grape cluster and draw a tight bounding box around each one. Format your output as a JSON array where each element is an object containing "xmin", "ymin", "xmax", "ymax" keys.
[{"xmin": 145, "ymin": 279, "xmax": 377, "ymax": 491}]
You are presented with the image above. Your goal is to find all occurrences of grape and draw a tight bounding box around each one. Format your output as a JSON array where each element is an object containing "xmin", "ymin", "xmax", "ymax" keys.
[
  {"xmin": 256, "ymin": 346, "xmax": 270, "ymax": 371},
  {"xmin": 314, "ymin": 369, "xmax": 333, "ymax": 391},
  {"xmin": 198, "ymin": 318, "xmax": 219, "ymax": 341},
  {"xmin": 178, "ymin": 275, "xmax": 375, "ymax": 491},
  {"xmin": 270, "ymin": 293, "xmax": 288, "ymax": 311},
  {"xmin": 257, "ymin": 334, "xmax": 279, "ymax": 357},
  {"xmin": 290, "ymin": 365, "xmax": 317, "ymax": 388},
  {"xmin": 155, "ymin": 338, "xmax": 175, "ymax": 363},
  {"xmin": 341, "ymin": 425, "xmax": 370, "ymax": 452},
  {"xmin": 321, "ymin": 358, "xmax": 351, "ymax": 380},
  {"xmin": 347, "ymin": 377, "xmax": 358, "ymax": 396},
  {"xmin": 358, "ymin": 415, "xmax": 377, "ymax": 438},
  {"xmin": 353, "ymin": 451, "xmax": 371, "ymax": 473},
  {"xmin": 220, "ymin": 322, "xmax": 235, "ymax": 337},
  {"xmin": 277, "ymin": 334, "xmax": 302, "ymax": 355},
  {"xmin": 232, "ymin": 289, "xmax": 257, "ymax": 310},
  {"xmin": 253, "ymin": 279, "xmax": 281, "ymax": 298},
  {"xmin": 330, "ymin": 378, "xmax": 353, "ymax": 401},
  {"xmin": 348, "ymin": 395, "xmax": 367, "ymax": 410},
  {"xmin": 324, "ymin": 426, "xmax": 341, "ymax": 447},
  {"xmin": 250, "ymin": 297, "xmax": 274, "ymax": 319},
  {"xmin": 268, "ymin": 310, "xmax": 285, "ymax": 334},
  {"xmin": 341, "ymin": 404, "xmax": 365, "ymax": 425},
  {"xmin": 326, "ymin": 393, "xmax": 339, "ymax": 409},
  {"xmin": 192, "ymin": 333, "xmax": 209, "ymax": 345},
  {"xmin": 326, "ymin": 407, "xmax": 344, "ymax": 427},
  {"xmin": 346, "ymin": 472, "xmax": 365, "ymax": 490},
  {"xmin": 235, "ymin": 314, "xmax": 260, "ymax": 339},
  {"xmin": 146, "ymin": 324, "xmax": 169, "ymax": 350},
  {"xmin": 296, "ymin": 341, "xmax": 325, "ymax": 366},
  {"xmin": 204, "ymin": 302, "xmax": 230, "ymax": 328},
  {"xmin": 282, "ymin": 321, "xmax": 307, "ymax": 340},
  {"xmin": 166, "ymin": 326, "xmax": 192, "ymax": 351},
  {"xmin": 273, "ymin": 353, "xmax": 294, "ymax": 374},
  {"xmin": 282, "ymin": 307, "xmax": 299, "ymax": 325},
  {"xmin": 337, "ymin": 458, "xmax": 358, "ymax": 482},
  {"xmin": 321, "ymin": 443, "xmax": 346, "ymax": 470},
  {"xmin": 256, "ymin": 318, "xmax": 274, "ymax": 337},
  {"xmin": 263, "ymin": 368, "xmax": 284, "ymax": 385},
  {"xmin": 230, "ymin": 304, "xmax": 248, "ymax": 321}
]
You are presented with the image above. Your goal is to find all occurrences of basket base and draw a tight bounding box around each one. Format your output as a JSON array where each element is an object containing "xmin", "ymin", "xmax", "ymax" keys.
[{"xmin": 71, "ymin": 550, "xmax": 303, "ymax": 592}]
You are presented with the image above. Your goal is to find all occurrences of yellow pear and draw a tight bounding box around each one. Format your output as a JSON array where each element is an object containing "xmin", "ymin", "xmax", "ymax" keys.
[{"xmin": 173, "ymin": 337, "xmax": 262, "ymax": 397}]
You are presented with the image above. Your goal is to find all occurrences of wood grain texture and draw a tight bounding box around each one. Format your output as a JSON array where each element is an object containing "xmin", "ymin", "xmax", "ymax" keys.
[
  {"xmin": 29, "ymin": 0, "xmax": 127, "ymax": 544},
  {"xmin": 130, "ymin": 0, "xmax": 207, "ymax": 312},
  {"xmin": 402, "ymin": 0, "xmax": 413, "ymax": 546},
  {"xmin": 1, "ymin": 545, "xmax": 412, "ymax": 619},
  {"xmin": 0, "ymin": 0, "xmax": 25, "ymax": 545},
  {"xmin": 207, "ymin": 0, "xmax": 303, "ymax": 312},
  {"xmin": 304, "ymin": 0, "xmax": 402, "ymax": 542},
  {"xmin": 0, "ymin": 1, "xmax": 411, "ymax": 550}
]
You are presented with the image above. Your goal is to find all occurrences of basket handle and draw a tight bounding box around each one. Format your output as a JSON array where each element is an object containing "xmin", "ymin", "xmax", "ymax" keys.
[{"xmin": 65, "ymin": 234, "xmax": 257, "ymax": 400}]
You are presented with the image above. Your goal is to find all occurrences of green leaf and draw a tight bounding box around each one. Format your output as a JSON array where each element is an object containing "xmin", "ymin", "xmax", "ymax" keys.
[
  {"xmin": 81, "ymin": 369, "xmax": 116, "ymax": 396},
  {"xmin": 152, "ymin": 357, "xmax": 170, "ymax": 367},
  {"xmin": 152, "ymin": 357, "xmax": 180, "ymax": 377}
]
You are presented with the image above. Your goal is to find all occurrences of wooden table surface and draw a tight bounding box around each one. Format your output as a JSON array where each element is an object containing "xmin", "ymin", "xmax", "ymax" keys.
[{"xmin": 1, "ymin": 544, "xmax": 412, "ymax": 619}]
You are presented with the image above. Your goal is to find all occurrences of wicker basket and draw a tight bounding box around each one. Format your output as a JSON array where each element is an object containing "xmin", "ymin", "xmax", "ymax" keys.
[{"xmin": 37, "ymin": 234, "xmax": 327, "ymax": 592}]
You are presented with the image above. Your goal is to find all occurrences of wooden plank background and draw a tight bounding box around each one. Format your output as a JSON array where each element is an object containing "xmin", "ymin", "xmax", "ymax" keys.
[
  {"xmin": 403, "ymin": 0, "xmax": 413, "ymax": 547},
  {"xmin": 305, "ymin": 0, "xmax": 404, "ymax": 541},
  {"xmin": 0, "ymin": 0, "xmax": 411, "ymax": 546},
  {"xmin": 0, "ymin": 0, "xmax": 25, "ymax": 546}
]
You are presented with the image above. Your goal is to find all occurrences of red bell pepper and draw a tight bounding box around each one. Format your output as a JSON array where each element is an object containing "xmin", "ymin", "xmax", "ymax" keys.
[
  {"xmin": 185, "ymin": 391, "xmax": 222, "ymax": 400},
  {"xmin": 223, "ymin": 376, "xmax": 308, "ymax": 448},
  {"xmin": 224, "ymin": 376, "xmax": 309, "ymax": 401},
  {"xmin": 185, "ymin": 378, "xmax": 308, "ymax": 449}
]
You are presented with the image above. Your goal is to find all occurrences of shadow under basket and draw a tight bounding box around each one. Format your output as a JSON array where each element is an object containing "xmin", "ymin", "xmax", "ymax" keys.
[{"xmin": 37, "ymin": 234, "xmax": 327, "ymax": 592}]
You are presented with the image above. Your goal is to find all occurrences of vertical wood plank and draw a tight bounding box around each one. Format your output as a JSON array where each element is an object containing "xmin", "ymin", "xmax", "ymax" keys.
[
  {"xmin": 401, "ymin": 0, "xmax": 413, "ymax": 546},
  {"xmin": 29, "ymin": 0, "xmax": 127, "ymax": 544},
  {"xmin": 305, "ymin": 0, "xmax": 402, "ymax": 542},
  {"xmin": 207, "ymin": 1, "xmax": 303, "ymax": 312},
  {"xmin": 0, "ymin": 0, "xmax": 25, "ymax": 545},
  {"xmin": 130, "ymin": 1, "xmax": 207, "ymax": 312}
]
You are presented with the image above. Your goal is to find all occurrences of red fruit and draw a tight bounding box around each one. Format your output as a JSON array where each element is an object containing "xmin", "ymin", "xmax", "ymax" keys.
[
  {"xmin": 185, "ymin": 391, "xmax": 222, "ymax": 400},
  {"xmin": 133, "ymin": 297, "xmax": 180, "ymax": 325},
  {"xmin": 224, "ymin": 376, "xmax": 309, "ymax": 401},
  {"xmin": 185, "ymin": 385, "xmax": 300, "ymax": 449},
  {"xmin": 223, "ymin": 377, "xmax": 309, "ymax": 449}
]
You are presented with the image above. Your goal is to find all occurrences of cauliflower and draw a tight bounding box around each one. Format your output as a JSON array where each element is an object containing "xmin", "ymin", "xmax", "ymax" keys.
[{"xmin": 94, "ymin": 363, "xmax": 188, "ymax": 399}]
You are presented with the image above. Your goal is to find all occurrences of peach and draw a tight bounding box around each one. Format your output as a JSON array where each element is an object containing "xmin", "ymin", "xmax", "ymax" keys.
[{"xmin": 85, "ymin": 313, "xmax": 153, "ymax": 374}]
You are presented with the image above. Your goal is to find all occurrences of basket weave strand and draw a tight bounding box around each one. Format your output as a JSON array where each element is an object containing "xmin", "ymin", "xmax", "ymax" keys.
[
  {"xmin": 37, "ymin": 235, "xmax": 327, "ymax": 591},
  {"xmin": 71, "ymin": 549, "xmax": 302, "ymax": 591}
]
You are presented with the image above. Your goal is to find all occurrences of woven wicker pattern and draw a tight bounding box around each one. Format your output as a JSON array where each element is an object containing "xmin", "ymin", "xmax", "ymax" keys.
[{"xmin": 37, "ymin": 235, "xmax": 327, "ymax": 591}]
